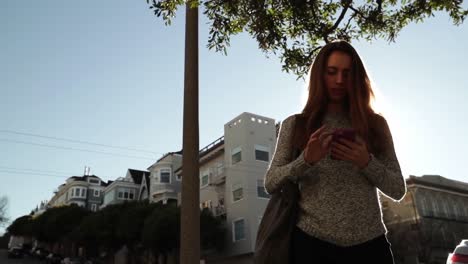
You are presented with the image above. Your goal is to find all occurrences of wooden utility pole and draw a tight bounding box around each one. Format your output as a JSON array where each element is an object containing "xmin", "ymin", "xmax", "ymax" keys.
[{"xmin": 180, "ymin": 1, "xmax": 200, "ymax": 263}]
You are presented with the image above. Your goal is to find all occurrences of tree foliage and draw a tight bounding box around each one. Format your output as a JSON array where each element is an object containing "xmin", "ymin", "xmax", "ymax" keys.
[
  {"xmin": 142, "ymin": 203, "xmax": 181, "ymax": 256},
  {"xmin": 200, "ymin": 208, "xmax": 225, "ymax": 252},
  {"xmin": 147, "ymin": 0, "xmax": 468, "ymax": 76},
  {"xmin": 5, "ymin": 202, "xmax": 226, "ymax": 260},
  {"xmin": 74, "ymin": 203, "xmax": 129, "ymax": 254},
  {"xmin": 31, "ymin": 204, "xmax": 90, "ymax": 243},
  {"xmin": 7, "ymin": 215, "xmax": 34, "ymax": 237}
]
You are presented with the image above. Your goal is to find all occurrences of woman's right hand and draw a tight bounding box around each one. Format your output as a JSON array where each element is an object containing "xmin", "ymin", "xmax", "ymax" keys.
[{"xmin": 303, "ymin": 125, "xmax": 333, "ymax": 164}]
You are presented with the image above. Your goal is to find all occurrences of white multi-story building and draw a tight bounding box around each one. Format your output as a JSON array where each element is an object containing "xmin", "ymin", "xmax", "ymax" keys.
[{"xmin": 175, "ymin": 112, "xmax": 277, "ymax": 263}]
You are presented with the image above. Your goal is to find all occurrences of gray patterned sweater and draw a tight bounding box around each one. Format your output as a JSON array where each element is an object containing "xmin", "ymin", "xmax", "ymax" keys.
[{"xmin": 264, "ymin": 112, "xmax": 406, "ymax": 247}]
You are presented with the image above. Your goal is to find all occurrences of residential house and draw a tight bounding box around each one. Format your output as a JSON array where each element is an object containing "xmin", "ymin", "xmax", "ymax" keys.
[
  {"xmin": 101, "ymin": 169, "xmax": 149, "ymax": 208},
  {"xmin": 48, "ymin": 175, "xmax": 107, "ymax": 212},
  {"xmin": 381, "ymin": 175, "xmax": 468, "ymax": 264},
  {"xmin": 147, "ymin": 151, "xmax": 182, "ymax": 205}
]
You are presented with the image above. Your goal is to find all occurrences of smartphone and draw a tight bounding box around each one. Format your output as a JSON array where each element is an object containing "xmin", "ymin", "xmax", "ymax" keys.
[
  {"xmin": 331, "ymin": 128, "xmax": 356, "ymax": 160},
  {"xmin": 332, "ymin": 128, "xmax": 356, "ymax": 142}
]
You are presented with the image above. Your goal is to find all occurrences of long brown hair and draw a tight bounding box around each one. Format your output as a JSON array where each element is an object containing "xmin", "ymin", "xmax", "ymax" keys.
[{"xmin": 294, "ymin": 41, "xmax": 383, "ymax": 154}]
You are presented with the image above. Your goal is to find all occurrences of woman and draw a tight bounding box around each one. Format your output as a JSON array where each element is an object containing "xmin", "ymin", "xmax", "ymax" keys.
[{"xmin": 264, "ymin": 41, "xmax": 406, "ymax": 263}]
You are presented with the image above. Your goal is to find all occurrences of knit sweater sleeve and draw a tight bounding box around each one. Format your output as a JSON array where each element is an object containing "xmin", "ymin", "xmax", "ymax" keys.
[
  {"xmin": 264, "ymin": 115, "xmax": 314, "ymax": 194},
  {"xmin": 360, "ymin": 116, "xmax": 407, "ymax": 201}
]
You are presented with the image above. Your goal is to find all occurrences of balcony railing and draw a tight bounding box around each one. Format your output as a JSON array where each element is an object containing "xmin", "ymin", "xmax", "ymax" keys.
[
  {"xmin": 213, "ymin": 205, "xmax": 226, "ymax": 217},
  {"xmin": 209, "ymin": 166, "xmax": 226, "ymax": 185},
  {"xmin": 151, "ymin": 184, "xmax": 176, "ymax": 195}
]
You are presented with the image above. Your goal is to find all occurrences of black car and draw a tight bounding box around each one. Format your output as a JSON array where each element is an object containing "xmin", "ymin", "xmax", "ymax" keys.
[
  {"xmin": 35, "ymin": 248, "xmax": 50, "ymax": 260},
  {"xmin": 7, "ymin": 247, "xmax": 24, "ymax": 259}
]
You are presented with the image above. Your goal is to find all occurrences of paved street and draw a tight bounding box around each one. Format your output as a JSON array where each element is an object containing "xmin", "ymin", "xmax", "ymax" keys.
[{"xmin": 0, "ymin": 249, "xmax": 41, "ymax": 264}]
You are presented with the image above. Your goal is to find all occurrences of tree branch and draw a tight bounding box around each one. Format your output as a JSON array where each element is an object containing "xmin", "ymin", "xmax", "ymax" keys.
[
  {"xmin": 349, "ymin": 5, "xmax": 366, "ymax": 19},
  {"xmin": 322, "ymin": 1, "xmax": 350, "ymax": 43},
  {"xmin": 376, "ymin": 0, "xmax": 382, "ymax": 13},
  {"xmin": 327, "ymin": 2, "xmax": 350, "ymax": 34},
  {"xmin": 308, "ymin": 45, "xmax": 323, "ymax": 60},
  {"xmin": 344, "ymin": 12, "xmax": 356, "ymax": 31}
]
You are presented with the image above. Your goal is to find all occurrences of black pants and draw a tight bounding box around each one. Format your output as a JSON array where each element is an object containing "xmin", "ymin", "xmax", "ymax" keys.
[{"xmin": 290, "ymin": 226, "xmax": 395, "ymax": 264}]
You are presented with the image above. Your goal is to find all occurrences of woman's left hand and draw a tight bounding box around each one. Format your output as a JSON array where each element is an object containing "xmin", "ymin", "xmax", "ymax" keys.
[{"xmin": 331, "ymin": 136, "xmax": 370, "ymax": 169}]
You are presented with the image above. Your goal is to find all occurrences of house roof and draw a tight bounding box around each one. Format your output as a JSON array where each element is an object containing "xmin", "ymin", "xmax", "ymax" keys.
[
  {"xmin": 147, "ymin": 150, "xmax": 183, "ymax": 170},
  {"xmin": 174, "ymin": 136, "xmax": 225, "ymax": 174},
  {"xmin": 156, "ymin": 150, "xmax": 183, "ymax": 163},
  {"xmin": 408, "ymin": 175, "xmax": 468, "ymax": 193},
  {"xmin": 68, "ymin": 176, "xmax": 86, "ymax": 181},
  {"xmin": 67, "ymin": 175, "xmax": 102, "ymax": 181},
  {"xmin": 127, "ymin": 169, "xmax": 150, "ymax": 184}
]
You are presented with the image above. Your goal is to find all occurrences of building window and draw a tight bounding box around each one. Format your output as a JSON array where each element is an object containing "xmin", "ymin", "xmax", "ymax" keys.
[
  {"xmin": 216, "ymin": 163, "xmax": 224, "ymax": 175},
  {"xmin": 442, "ymin": 200, "xmax": 450, "ymax": 218},
  {"xmin": 432, "ymin": 196, "xmax": 439, "ymax": 217},
  {"xmin": 94, "ymin": 190, "xmax": 100, "ymax": 197},
  {"xmin": 89, "ymin": 179, "xmax": 100, "ymax": 184},
  {"xmin": 201, "ymin": 173, "xmax": 209, "ymax": 187},
  {"xmin": 257, "ymin": 179, "xmax": 270, "ymax": 199},
  {"xmin": 231, "ymin": 147, "xmax": 242, "ymax": 165},
  {"xmin": 91, "ymin": 204, "xmax": 97, "ymax": 212},
  {"xmin": 118, "ymin": 189, "xmax": 135, "ymax": 200},
  {"xmin": 255, "ymin": 145, "xmax": 269, "ymax": 162},
  {"xmin": 160, "ymin": 169, "xmax": 171, "ymax": 183},
  {"xmin": 233, "ymin": 219, "xmax": 245, "ymax": 242},
  {"xmin": 176, "ymin": 173, "xmax": 182, "ymax": 181},
  {"xmin": 152, "ymin": 171, "xmax": 159, "ymax": 182},
  {"xmin": 82, "ymin": 188, "xmax": 87, "ymax": 198},
  {"xmin": 420, "ymin": 196, "xmax": 429, "ymax": 216},
  {"xmin": 232, "ymin": 183, "xmax": 243, "ymax": 202},
  {"xmin": 75, "ymin": 188, "xmax": 80, "ymax": 197}
]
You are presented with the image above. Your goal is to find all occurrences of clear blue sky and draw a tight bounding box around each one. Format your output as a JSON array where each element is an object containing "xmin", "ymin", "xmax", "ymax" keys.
[{"xmin": 1, "ymin": 1, "xmax": 467, "ymax": 234}]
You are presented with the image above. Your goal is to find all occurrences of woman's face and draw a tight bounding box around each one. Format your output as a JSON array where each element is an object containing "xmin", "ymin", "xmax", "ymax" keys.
[{"xmin": 324, "ymin": 51, "xmax": 352, "ymax": 104}]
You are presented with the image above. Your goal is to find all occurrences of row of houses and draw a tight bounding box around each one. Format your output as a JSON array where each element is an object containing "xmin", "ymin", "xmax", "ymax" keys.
[
  {"xmin": 35, "ymin": 112, "xmax": 468, "ymax": 264},
  {"xmin": 39, "ymin": 112, "xmax": 274, "ymax": 263}
]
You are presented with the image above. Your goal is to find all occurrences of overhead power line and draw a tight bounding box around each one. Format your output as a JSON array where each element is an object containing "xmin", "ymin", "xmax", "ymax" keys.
[
  {"xmin": 0, "ymin": 129, "xmax": 162, "ymax": 155},
  {"xmin": 0, "ymin": 169, "xmax": 69, "ymax": 179},
  {"xmin": 0, "ymin": 166, "xmax": 75, "ymax": 176},
  {"xmin": 0, "ymin": 138, "xmax": 155, "ymax": 161}
]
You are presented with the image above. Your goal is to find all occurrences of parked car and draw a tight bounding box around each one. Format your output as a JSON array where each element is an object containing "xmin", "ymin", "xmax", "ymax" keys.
[
  {"xmin": 32, "ymin": 247, "xmax": 49, "ymax": 260},
  {"xmin": 46, "ymin": 253, "xmax": 63, "ymax": 264},
  {"xmin": 61, "ymin": 257, "xmax": 86, "ymax": 264},
  {"xmin": 21, "ymin": 243, "xmax": 32, "ymax": 256},
  {"xmin": 447, "ymin": 239, "xmax": 468, "ymax": 264},
  {"xmin": 7, "ymin": 246, "xmax": 24, "ymax": 258}
]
